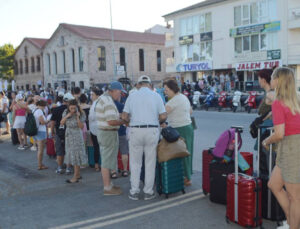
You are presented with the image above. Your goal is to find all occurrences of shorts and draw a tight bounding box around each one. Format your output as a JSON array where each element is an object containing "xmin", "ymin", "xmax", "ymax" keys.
[
  {"xmin": 13, "ymin": 116, "xmax": 26, "ymax": 129},
  {"xmin": 1, "ymin": 113, "xmax": 8, "ymax": 123},
  {"xmin": 54, "ymin": 134, "xmax": 65, "ymax": 156},
  {"xmin": 34, "ymin": 131, "xmax": 47, "ymax": 141},
  {"xmin": 119, "ymin": 135, "xmax": 129, "ymax": 155}
]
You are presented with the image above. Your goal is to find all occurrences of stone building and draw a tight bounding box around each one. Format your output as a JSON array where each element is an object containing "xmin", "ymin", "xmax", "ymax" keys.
[
  {"xmin": 43, "ymin": 23, "xmax": 170, "ymax": 90},
  {"xmin": 14, "ymin": 38, "xmax": 48, "ymax": 90}
]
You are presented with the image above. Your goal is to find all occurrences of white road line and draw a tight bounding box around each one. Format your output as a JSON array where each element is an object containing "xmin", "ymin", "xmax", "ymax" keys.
[
  {"xmin": 80, "ymin": 194, "xmax": 205, "ymax": 229},
  {"xmin": 50, "ymin": 189, "xmax": 203, "ymax": 229}
]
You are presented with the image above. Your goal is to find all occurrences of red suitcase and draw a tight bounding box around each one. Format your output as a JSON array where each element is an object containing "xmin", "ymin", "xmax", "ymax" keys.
[
  {"xmin": 202, "ymin": 149, "xmax": 214, "ymax": 195},
  {"xmin": 226, "ymin": 127, "xmax": 263, "ymax": 228},
  {"xmin": 240, "ymin": 152, "xmax": 253, "ymax": 176},
  {"xmin": 47, "ymin": 138, "xmax": 56, "ymax": 158}
]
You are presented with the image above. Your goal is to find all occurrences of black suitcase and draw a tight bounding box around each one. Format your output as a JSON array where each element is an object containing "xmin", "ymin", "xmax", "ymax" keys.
[
  {"xmin": 258, "ymin": 126, "xmax": 285, "ymax": 224},
  {"xmin": 11, "ymin": 128, "xmax": 19, "ymax": 145},
  {"xmin": 209, "ymin": 160, "xmax": 235, "ymax": 205}
]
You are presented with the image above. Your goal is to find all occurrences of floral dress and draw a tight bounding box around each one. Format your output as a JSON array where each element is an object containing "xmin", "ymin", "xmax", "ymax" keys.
[{"xmin": 63, "ymin": 110, "xmax": 88, "ymax": 166}]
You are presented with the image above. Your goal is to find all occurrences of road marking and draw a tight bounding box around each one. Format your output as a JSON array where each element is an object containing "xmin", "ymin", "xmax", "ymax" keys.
[
  {"xmin": 80, "ymin": 194, "xmax": 206, "ymax": 229},
  {"xmin": 50, "ymin": 189, "xmax": 203, "ymax": 229}
]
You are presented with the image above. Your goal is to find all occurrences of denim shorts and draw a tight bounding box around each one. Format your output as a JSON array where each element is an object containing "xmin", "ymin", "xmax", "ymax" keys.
[{"xmin": 34, "ymin": 131, "xmax": 47, "ymax": 141}]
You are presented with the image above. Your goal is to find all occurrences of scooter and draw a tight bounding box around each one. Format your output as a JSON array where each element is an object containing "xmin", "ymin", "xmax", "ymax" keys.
[
  {"xmin": 183, "ymin": 90, "xmax": 193, "ymax": 105},
  {"xmin": 204, "ymin": 91, "xmax": 216, "ymax": 111},
  {"xmin": 192, "ymin": 91, "xmax": 201, "ymax": 110},
  {"xmin": 232, "ymin": 90, "xmax": 242, "ymax": 112},
  {"xmin": 218, "ymin": 91, "xmax": 227, "ymax": 112},
  {"xmin": 245, "ymin": 91, "xmax": 257, "ymax": 113}
]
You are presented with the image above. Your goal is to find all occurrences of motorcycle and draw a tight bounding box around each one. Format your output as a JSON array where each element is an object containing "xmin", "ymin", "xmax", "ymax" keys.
[
  {"xmin": 245, "ymin": 91, "xmax": 257, "ymax": 113},
  {"xmin": 183, "ymin": 90, "xmax": 193, "ymax": 105},
  {"xmin": 218, "ymin": 91, "xmax": 227, "ymax": 112},
  {"xmin": 203, "ymin": 91, "xmax": 216, "ymax": 111},
  {"xmin": 192, "ymin": 91, "xmax": 201, "ymax": 110},
  {"xmin": 232, "ymin": 90, "xmax": 242, "ymax": 112}
]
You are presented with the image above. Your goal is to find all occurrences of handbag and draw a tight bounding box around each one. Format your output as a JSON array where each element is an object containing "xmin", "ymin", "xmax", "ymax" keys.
[
  {"xmin": 157, "ymin": 137, "xmax": 190, "ymax": 163},
  {"xmin": 249, "ymin": 111, "xmax": 270, "ymax": 138},
  {"xmin": 57, "ymin": 125, "xmax": 66, "ymax": 139},
  {"xmin": 161, "ymin": 126, "xmax": 180, "ymax": 142}
]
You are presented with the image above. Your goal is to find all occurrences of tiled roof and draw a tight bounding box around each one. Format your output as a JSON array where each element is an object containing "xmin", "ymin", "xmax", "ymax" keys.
[
  {"xmin": 26, "ymin": 38, "xmax": 48, "ymax": 49},
  {"xmin": 163, "ymin": 0, "xmax": 229, "ymax": 18},
  {"xmin": 60, "ymin": 23, "xmax": 165, "ymax": 45}
]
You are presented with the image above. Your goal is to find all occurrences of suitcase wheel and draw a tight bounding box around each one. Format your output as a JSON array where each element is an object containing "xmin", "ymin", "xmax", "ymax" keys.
[
  {"xmin": 165, "ymin": 194, "xmax": 169, "ymax": 199},
  {"xmin": 203, "ymin": 190, "xmax": 208, "ymax": 196},
  {"xmin": 182, "ymin": 189, "xmax": 185, "ymax": 194}
]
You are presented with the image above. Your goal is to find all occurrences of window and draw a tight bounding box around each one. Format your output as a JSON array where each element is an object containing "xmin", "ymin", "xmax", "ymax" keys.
[
  {"xmin": 268, "ymin": 0, "xmax": 277, "ymax": 21},
  {"xmin": 235, "ymin": 37, "xmax": 242, "ymax": 54},
  {"xmin": 14, "ymin": 61, "xmax": 18, "ymax": 75},
  {"xmin": 78, "ymin": 47, "xmax": 83, "ymax": 72},
  {"xmin": 26, "ymin": 84, "xmax": 29, "ymax": 91},
  {"xmin": 25, "ymin": 59, "xmax": 29, "ymax": 73},
  {"xmin": 267, "ymin": 32, "xmax": 278, "ymax": 50},
  {"xmin": 157, "ymin": 50, "xmax": 161, "ymax": 72},
  {"xmin": 32, "ymin": 85, "xmax": 36, "ymax": 91},
  {"xmin": 79, "ymin": 81, "xmax": 84, "ymax": 89},
  {"xmin": 54, "ymin": 52, "xmax": 57, "ymax": 74},
  {"xmin": 47, "ymin": 83, "xmax": 51, "ymax": 89},
  {"xmin": 71, "ymin": 49, "xmax": 75, "ymax": 72},
  {"xmin": 60, "ymin": 36, "xmax": 65, "ymax": 46},
  {"xmin": 193, "ymin": 44, "xmax": 200, "ymax": 61},
  {"xmin": 47, "ymin": 54, "xmax": 51, "ymax": 75},
  {"xmin": 119, "ymin": 47, "xmax": 126, "ymax": 69},
  {"xmin": 24, "ymin": 46, "xmax": 28, "ymax": 55},
  {"xmin": 251, "ymin": 34, "xmax": 259, "ymax": 52},
  {"xmin": 242, "ymin": 5, "xmax": 250, "ymax": 25},
  {"xmin": 62, "ymin": 51, "xmax": 66, "ymax": 73},
  {"xmin": 234, "ymin": 6, "xmax": 242, "ymax": 27},
  {"xmin": 243, "ymin": 36, "xmax": 250, "ymax": 51},
  {"xmin": 250, "ymin": 2, "xmax": 259, "ymax": 24},
  {"xmin": 181, "ymin": 46, "xmax": 187, "ymax": 63},
  {"xmin": 19, "ymin": 60, "xmax": 23, "ymax": 74},
  {"xmin": 139, "ymin": 49, "xmax": 144, "ymax": 71},
  {"xmin": 193, "ymin": 15, "xmax": 200, "ymax": 34},
  {"xmin": 181, "ymin": 12, "xmax": 212, "ymax": 36},
  {"xmin": 200, "ymin": 41, "xmax": 212, "ymax": 60},
  {"xmin": 205, "ymin": 13, "xmax": 212, "ymax": 32},
  {"xmin": 37, "ymin": 56, "xmax": 41, "ymax": 72},
  {"xmin": 260, "ymin": 34, "xmax": 267, "ymax": 50},
  {"xmin": 31, "ymin": 57, "xmax": 35, "ymax": 73},
  {"xmin": 97, "ymin": 46, "xmax": 106, "ymax": 71}
]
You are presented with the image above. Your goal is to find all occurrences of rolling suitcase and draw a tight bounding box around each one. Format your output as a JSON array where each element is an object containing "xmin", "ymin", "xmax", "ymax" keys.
[
  {"xmin": 46, "ymin": 138, "xmax": 56, "ymax": 158},
  {"xmin": 209, "ymin": 160, "xmax": 234, "ymax": 205},
  {"xmin": 87, "ymin": 146, "xmax": 101, "ymax": 167},
  {"xmin": 202, "ymin": 148, "xmax": 214, "ymax": 195},
  {"xmin": 259, "ymin": 126, "xmax": 285, "ymax": 224},
  {"xmin": 11, "ymin": 128, "xmax": 19, "ymax": 145},
  {"xmin": 156, "ymin": 158, "xmax": 185, "ymax": 199},
  {"xmin": 226, "ymin": 126, "xmax": 263, "ymax": 228},
  {"xmin": 240, "ymin": 152, "xmax": 253, "ymax": 176}
]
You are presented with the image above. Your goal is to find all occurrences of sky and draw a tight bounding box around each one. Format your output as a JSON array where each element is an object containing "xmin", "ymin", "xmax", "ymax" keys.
[{"xmin": 0, "ymin": 0, "xmax": 204, "ymax": 47}]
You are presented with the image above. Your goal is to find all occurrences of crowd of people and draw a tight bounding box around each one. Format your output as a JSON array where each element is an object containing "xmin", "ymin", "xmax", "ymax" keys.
[{"xmin": 0, "ymin": 75, "xmax": 194, "ymax": 200}]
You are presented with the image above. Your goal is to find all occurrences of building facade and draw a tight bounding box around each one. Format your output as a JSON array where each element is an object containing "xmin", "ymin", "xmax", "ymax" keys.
[
  {"xmin": 43, "ymin": 23, "xmax": 170, "ymax": 90},
  {"xmin": 14, "ymin": 38, "xmax": 48, "ymax": 91},
  {"xmin": 163, "ymin": 0, "xmax": 300, "ymax": 90}
]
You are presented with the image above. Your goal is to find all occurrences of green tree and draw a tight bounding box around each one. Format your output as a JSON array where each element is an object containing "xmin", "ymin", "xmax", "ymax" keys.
[{"xmin": 0, "ymin": 44, "xmax": 15, "ymax": 80}]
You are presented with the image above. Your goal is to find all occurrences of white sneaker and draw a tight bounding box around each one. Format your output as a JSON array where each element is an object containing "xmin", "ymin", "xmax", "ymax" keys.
[
  {"xmin": 277, "ymin": 221, "xmax": 289, "ymax": 229},
  {"xmin": 18, "ymin": 146, "xmax": 25, "ymax": 150},
  {"xmin": 30, "ymin": 146, "xmax": 37, "ymax": 151}
]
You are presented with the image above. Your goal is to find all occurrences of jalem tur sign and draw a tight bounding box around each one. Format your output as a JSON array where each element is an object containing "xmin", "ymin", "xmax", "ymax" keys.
[
  {"xmin": 176, "ymin": 61, "xmax": 213, "ymax": 72},
  {"xmin": 236, "ymin": 60, "xmax": 282, "ymax": 71},
  {"xmin": 179, "ymin": 35, "xmax": 193, "ymax": 45}
]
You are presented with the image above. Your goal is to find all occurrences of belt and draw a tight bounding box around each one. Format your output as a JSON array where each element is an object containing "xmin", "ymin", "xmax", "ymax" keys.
[
  {"xmin": 100, "ymin": 129, "xmax": 119, "ymax": 131},
  {"xmin": 130, "ymin": 125, "xmax": 159, "ymax": 128}
]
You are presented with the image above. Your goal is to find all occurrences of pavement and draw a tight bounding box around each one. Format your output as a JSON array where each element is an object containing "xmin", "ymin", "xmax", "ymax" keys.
[{"xmin": 0, "ymin": 110, "xmax": 278, "ymax": 229}]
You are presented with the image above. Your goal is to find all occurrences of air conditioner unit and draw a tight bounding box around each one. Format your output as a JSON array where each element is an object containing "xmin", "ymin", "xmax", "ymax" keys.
[{"xmin": 292, "ymin": 9, "xmax": 300, "ymax": 17}]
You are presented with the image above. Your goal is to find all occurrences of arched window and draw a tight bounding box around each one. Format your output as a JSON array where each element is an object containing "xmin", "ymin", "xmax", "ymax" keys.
[
  {"xmin": 97, "ymin": 46, "xmax": 106, "ymax": 71},
  {"xmin": 54, "ymin": 52, "xmax": 57, "ymax": 74},
  {"xmin": 25, "ymin": 59, "xmax": 29, "ymax": 73},
  {"xmin": 37, "ymin": 56, "xmax": 41, "ymax": 72},
  {"xmin": 14, "ymin": 61, "xmax": 18, "ymax": 75},
  {"xmin": 47, "ymin": 54, "xmax": 51, "ymax": 75},
  {"xmin": 19, "ymin": 60, "xmax": 23, "ymax": 74},
  {"xmin": 157, "ymin": 50, "xmax": 161, "ymax": 72},
  {"xmin": 78, "ymin": 47, "xmax": 84, "ymax": 72},
  {"xmin": 71, "ymin": 49, "xmax": 75, "ymax": 72},
  {"xmin": 62, "ymin": 51, "xmax": 66, "ymax": 73},
  {"xmin": 120, "ymin": 47, "xmax": 126, "ymax": 70},
  {"xmin": 139, "ymin": 49, "xmax": 144, "ymax": 71},
  {"xmin": 31, "ymin": 57, "xmax": 35, "ymax": 73}
]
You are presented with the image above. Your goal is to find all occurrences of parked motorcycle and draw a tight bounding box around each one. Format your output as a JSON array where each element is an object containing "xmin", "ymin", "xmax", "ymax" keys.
[
  {"xmin": 245, "ymin": 91, "xmax": 258, "ymax": 113},
  {"xmin": 218, "ymin": 91, "xmax": 227, "ymax": 112},
  {"xmin": 204, "ymin": 91, "xmax": 216, "ymax": 111},
  {"xmin": 232, "ymin": 90, "xmax": 242, "ymax": 112},
  {"xmin": 192, "ymin": 91, "xmax": 201, "ymax": 110}
]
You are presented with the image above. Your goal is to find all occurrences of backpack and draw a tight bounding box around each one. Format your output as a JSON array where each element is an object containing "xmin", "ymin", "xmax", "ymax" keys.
[
  {"xmin": 24, "ymin": 110, "xmax": 38, "ymax": 137},
  {"xmin": 212, "ymin": 128, "xmax": 242, "ymax": 160}
]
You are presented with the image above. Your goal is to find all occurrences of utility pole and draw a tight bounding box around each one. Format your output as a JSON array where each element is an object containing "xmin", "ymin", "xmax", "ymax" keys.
[{"xmin": 110, "ymin": 0, "xmax": 117, "ymax": 81}]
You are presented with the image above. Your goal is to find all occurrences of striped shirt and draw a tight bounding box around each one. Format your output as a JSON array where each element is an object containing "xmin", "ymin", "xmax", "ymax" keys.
[{"xmin": 95, "ymin": 92, "xmax": 120, "ymax": 129}]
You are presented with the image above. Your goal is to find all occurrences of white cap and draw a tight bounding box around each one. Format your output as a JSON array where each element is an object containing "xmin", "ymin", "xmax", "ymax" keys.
[
  {"xmin": 58, "ymin": 91, "xmax": 64, "ymax": 97},
  {"xmin": 63, "ymin": 92, "xmax": 74, "ymax": 101},
  {"xmin": 137, "ymin": 75, "xmax": 151, "ymax": 84},
  {"xmin": 16, "ymin": 94, "xmax": 24, "ymax": 101}
]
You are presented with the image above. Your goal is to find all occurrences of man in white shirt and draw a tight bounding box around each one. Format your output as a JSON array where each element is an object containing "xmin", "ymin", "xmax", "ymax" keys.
[{"xmin": 122, "ymin": 75, "xmax": 167, "ymax": 201}]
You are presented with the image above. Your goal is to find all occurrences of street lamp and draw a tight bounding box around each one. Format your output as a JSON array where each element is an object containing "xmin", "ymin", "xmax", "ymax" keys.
[{"xmin": 110, "ymin": 0, "xmax": 117, "ymax": 81}]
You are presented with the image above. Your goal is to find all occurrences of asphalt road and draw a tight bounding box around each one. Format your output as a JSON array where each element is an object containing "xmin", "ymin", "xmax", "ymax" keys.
[{"xmin": 0, "ymin": 110, "xmax": 278, "ymax": 229}]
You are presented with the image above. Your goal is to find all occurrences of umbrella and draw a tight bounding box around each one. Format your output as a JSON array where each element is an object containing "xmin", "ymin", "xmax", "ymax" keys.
[
  {"xmin": 12, "ymin": 80, "xmax": 15, "ymax": 91},
  {"xmin": 4, "ymin": 80, "xmax": 8, "ymax": 91}
]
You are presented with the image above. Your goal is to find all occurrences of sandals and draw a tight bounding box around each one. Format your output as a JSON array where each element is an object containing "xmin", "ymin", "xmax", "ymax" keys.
[
  {"xmin": 110, "ymin": 171, "xmax": 118, "ymax": 179},
  {"xmin": 122, "ymin": 170, "xmax": 129, "ymax": 177},
  {"xmin": 38, "ymin": 165, "xmax": 48, "ymax": 170},
  {"xmin": 184, "ymin": 177, "xmax": 192, "ymax": 187},
  {"xmin": 66, "ymin": 179, "xmax": 79, "ymax": 183},
  {"xmin": 95, "ymin": 166, "xmax": 101, "ymax": 172}
]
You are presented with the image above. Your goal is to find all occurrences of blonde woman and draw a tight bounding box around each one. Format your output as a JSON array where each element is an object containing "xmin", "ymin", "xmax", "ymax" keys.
[{"xmin": 263, "ymin": 67, "xmax": 300, "ymax": 229}]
